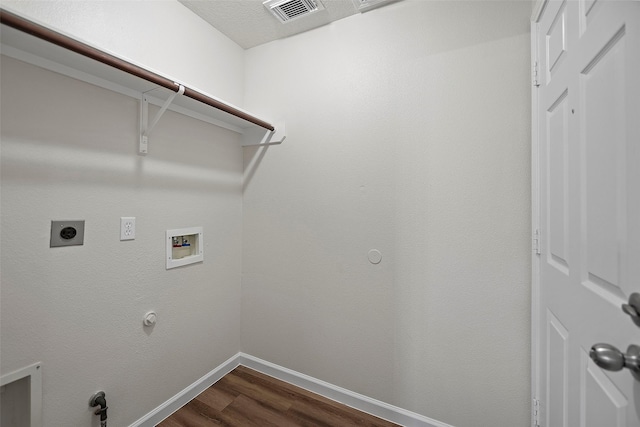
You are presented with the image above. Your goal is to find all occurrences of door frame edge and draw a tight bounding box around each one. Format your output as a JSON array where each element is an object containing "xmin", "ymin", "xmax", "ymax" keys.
[{"xmin": 530, "ymin": 9, "xmax": 543, "ymax": 427}]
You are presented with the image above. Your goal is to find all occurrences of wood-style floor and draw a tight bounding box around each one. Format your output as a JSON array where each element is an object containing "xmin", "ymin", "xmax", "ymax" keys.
[{"xmin": 157, "ymin": 365, "xmax": 400, "ymax": 427}]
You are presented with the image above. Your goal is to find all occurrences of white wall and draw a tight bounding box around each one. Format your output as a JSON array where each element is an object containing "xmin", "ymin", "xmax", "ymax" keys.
[
  {"xmin": 242, "ymin": 2, "xmax": 532, "ymax": 426},
  {"xmin": 0, "ymin": 2, "xmax": 245, "ymax": 426},
  {"xmin": 1, "ymin": 0, "xmax": 245, "ymax": 106},
  {"xmin": 1, "ymin": 1, "xmax": 532, "ymax": 426}
]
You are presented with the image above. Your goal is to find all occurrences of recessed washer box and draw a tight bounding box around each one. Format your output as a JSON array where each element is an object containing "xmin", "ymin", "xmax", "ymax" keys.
[{"xmin": 166, "ymin": 227, "xmax": 203, "ymax": 269}]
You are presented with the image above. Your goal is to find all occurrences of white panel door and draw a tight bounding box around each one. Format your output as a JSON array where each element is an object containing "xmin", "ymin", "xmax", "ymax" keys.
[{"xmin": 536, "ymin": 1, "xmax": 640, "ymax": 426}]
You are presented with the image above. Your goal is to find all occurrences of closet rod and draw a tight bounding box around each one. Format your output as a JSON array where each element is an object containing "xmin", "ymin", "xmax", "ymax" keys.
[{"xmin": 0, "ymin": 9, "xmax": 275, "ymax": 132}]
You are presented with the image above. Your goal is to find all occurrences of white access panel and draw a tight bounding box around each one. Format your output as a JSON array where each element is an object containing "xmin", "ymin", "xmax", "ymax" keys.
[{"xmin": 0, "ymin": 362, "xmax": 43, "ymax": 427}]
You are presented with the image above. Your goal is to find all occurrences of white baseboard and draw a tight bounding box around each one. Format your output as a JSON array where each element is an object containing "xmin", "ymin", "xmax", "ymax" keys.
[
  {"xmin": 130, "ymin": 352, "xmax": 455, "ymax": 427},
  {"xmin": 129, "ymin": 353, "xmax": 239, "ymax": 427},
  {"xmin": 238, "ymin": 353, "xmax": 454, "ymax": 427}
]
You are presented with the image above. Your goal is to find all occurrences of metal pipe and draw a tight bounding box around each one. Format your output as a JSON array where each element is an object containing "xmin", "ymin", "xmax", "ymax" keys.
[{"xmin": 89, "ymin": 391, "xmax": 108, "ymax": 426}]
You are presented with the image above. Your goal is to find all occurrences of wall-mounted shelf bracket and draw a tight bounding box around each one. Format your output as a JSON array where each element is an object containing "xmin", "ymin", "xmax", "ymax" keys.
[
  {"xmin": 242, "ymin": 121, "xmax": 286, "ymax": 147},
  {"xmin": 139, "ymin": 84, "xmax": 185, "ymax": 155}
]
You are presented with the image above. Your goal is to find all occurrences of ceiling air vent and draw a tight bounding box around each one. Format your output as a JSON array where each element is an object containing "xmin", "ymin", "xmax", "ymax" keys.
[{"xmin": 263, "ymin": 0, "xmax": 325, "ymax": 23}]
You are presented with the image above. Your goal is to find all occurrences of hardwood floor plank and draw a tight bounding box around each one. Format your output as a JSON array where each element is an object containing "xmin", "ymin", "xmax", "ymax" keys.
[
  {"xmin": 233, "ymin": 366, "xmax": 366, "ymax": 413},
  {"xmin": 234, "ymin": 366, "xmax": 396, "ymax": 426},
  {"xmin": 158, "ymin": 366, "xmax": 401, "ymax": 427},
  {"xmin": 158, "ymin": 400, "xmax": 221, "ymax": 427},
  {"xmin": 288, "ymin": 397, "xmax": 397, "ymax": 427},
  {"xmin": 219, "ymin": 371, "xmax": 293, "ymax": 412},
  {"xmin": 233, "ymin": 366, "xmax": 317, "ymax": 401},
  {"xmin": 195, "ymin": 386, "xmax": 236, "ymax": 412},
  {"xmin": 188, "ymin": 398, "xmax": 258, "ymax": 427},
  {"xmin": 223, "ymin": 394, "xmax": 300, "ymax": 427}
]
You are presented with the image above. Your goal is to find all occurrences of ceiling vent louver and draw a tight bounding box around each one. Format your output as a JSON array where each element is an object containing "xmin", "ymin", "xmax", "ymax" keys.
[{"xmin": 263, "ymin": 0, "xmax": 325, "ymax": 23}]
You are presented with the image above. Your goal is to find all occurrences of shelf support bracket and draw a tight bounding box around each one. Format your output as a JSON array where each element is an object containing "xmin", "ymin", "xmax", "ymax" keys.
[
  {"xmin": 139, "ymin": 84, "xmax": 185, "ymax": 155},
  {"xmin": 241, "ymin": 121, "xmax": 286, "ymax": 146}
]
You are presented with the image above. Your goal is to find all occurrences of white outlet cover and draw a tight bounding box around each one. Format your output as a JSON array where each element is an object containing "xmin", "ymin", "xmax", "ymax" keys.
[{"xmin": 120, "ymin": 217, "xmax": 135, "ymax": 241}]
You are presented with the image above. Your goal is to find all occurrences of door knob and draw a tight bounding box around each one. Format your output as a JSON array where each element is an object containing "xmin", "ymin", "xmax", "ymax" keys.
[
  {"xmin": 590, "ymin": 343, "xmax": 640, "ymax": 381},
  {"xmin": 622, "ymin": 293, "xmax": 640, "ymax": 327}
]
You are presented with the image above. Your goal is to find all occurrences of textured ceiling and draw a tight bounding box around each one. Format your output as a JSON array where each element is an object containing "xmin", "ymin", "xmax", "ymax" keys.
[{"xmin": 179, "ymin": 0, "xmax": 396, "ymax": 49}]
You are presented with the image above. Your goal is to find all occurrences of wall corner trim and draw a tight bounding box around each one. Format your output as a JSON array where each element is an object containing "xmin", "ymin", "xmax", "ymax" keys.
[{"xmin": 130, "ymin": 352, "xmax": 455, "ymax": 427}]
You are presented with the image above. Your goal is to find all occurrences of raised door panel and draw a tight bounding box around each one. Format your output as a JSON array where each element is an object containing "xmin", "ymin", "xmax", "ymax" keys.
[
  {"xmin": 581, "ymin": 349, "xmax": 627, "ymax": 427},
  {"xmin": 546, "ymin": 1, "xmax": 569, "ymax": 82},
  {"xmin": 546, "ymin": 89, "xmax": 570, "ymax": 274},
  {"xmin": 546, "ymin": 310, "xmax": 569, "ymax": 427},
  {"xmin": 579, "ymin": 23, "xmax": 628, "ymax": 304}
]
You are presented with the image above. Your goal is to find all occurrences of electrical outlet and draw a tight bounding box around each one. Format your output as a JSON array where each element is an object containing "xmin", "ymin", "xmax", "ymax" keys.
[
  {"xmin": 50, "ymin": 220, "xmax": 85, "ymax": 247},
  {"xmin": 120, "ymin": 217, "xmax": 135, "ymax": 241}
]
